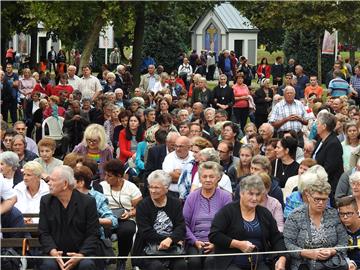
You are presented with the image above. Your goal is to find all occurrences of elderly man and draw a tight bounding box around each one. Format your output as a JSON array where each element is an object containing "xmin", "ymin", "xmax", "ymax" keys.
[
  {"xmin": 109, "ymin": 47, "xmax": 121, "ymax": 71},
  {"xmin": 190, "ymin": 102, "xmax": 204, "ymax": 122},
  {"xmin": 139, "ymin": 64, "xmax": 159, "ymax": 92},
  {"xmin": 38, "ymin": 165, "xmax": 99, "ymax": 270},
  {"xmin": 14, "ymin": 121, "xmax": 38, "ymax": 155},
  {"xmin": 269, "ymin": 86, "xmax": 308, "ymax": 147},
  {"xmin": 162, "ymin": 136, "xmax": 194, "ymax": 197},
  {"xmin": 218, "ymin": 50, "xmax": 233, "ymax": 82},
  {"xmin": 67, "ymin": 65, "xmax": 81, "ymax": 91},
  {"xmin": 78, "ymin": 65, "xmax": 102, "ymax": 101},
  {"xmin": 115, "ymin": 64, "xmax": 133, "ymax": 97},
  {"xmin": 142, "ymin": 131, "xmax": 180, "ymax": 197},
  {"xmin": 294, "ymin": 65, "xmax": 309, "ymax": 99},
  {"xmin": 258, "ymin": 123, "xmax": 274, "ymax": 154}
]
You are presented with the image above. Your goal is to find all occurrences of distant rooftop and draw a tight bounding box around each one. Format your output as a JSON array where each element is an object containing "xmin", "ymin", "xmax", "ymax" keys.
[{"xmin": 190, "ymin": 2, "xmax": 259, "ymax": 32}]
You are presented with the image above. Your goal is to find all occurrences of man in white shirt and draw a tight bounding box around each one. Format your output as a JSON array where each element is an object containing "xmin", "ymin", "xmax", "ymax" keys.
[
  {"xmin": 139, "ymin": 64, "xmax": 159, "ymax": 92},
  {"xmin": 67, "ymin": 65, "xmax": 81, "ymax": 91},
  {"xmin": 162, "ymin": 136, "xmax": 194, "ymax": 197},
  {"xmin": 78, "ymin": 65, "xmax": 102, "ymax": 101}
]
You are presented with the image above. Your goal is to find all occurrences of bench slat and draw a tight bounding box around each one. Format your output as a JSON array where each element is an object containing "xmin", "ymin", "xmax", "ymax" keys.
[
  {"xmin": 1, "ymin": 227, "xmax": 39, "ymax": 233},
  {"xmin": 1, "ymin": 238, "xmax": 41, "ymax": 248}
]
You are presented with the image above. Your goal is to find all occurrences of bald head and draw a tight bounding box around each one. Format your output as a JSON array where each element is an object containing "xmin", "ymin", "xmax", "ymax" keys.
[
  {"xmin": 175, "ymin": 136, "xmax": 191, "ymax": 159},
  {"xmin": 259, "ymin": 123, "xmax": 274, "ymax": 142}
]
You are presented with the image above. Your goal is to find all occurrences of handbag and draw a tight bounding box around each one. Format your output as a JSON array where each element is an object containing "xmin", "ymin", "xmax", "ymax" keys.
[
  {"xmin": 110, "ymin": 188, "xmax": 127, "ymax": 219},
  {"xmin": 248, "ymin": 95, "xmax": 256, "ymax": 112},
  {"xmin": 143, "ymin": 243, "xmax": 185, "ymax": 256},
  {"xmin": 304, "ymin": 207, "xmax": 348, "ymax": 270}
]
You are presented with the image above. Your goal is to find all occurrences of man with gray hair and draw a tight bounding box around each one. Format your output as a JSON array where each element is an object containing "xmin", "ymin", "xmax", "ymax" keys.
[
  {"xmin": 269, "ymin": 86, "xmax": 308, "ymax": 147},
  {"xmin": 38, "ymin": 165, "xmax": 99, "ymax": 270},
  {"xmin": 67, "ymin": 65, "xmax": 81, "ymax": 91}
]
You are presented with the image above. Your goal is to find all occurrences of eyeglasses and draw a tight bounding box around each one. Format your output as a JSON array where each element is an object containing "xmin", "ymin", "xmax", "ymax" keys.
[
  {"xmin": 309, "ymin": 194, "xmax": 328, "ymax": 204},
  {"xmin": 351, "ymin": 182, "xmax": 360, "ymax": 187},
  {"xmin": 217, "ymin": 149, "xmax": 228, "ymax": 154},
  {"xmin": 86, "ymin": 138, "xmax": 99, "ymax": 144},
  {"xmin": 338, "ymin": 212, "xmax": 355, "ymax": 218},
  {"xmin": 175, "ymin": 145, "xmax": 189, "ymax": 149}
]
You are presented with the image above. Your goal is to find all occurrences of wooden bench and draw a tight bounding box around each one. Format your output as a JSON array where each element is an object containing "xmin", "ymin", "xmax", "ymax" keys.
[{"xmin": 1, "ymin": 213, "xmax": 41, "ymax": 249}]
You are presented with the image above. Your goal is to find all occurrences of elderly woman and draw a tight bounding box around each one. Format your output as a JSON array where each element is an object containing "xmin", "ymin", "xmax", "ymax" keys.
[
  {"xmin": 349, "ymin": 171, "xmax": 360, "ymax": 210},
  {"xmin": 0, "ymin": 151, "xmax": 22, "ymax": 187},
  {"xmin": 258, "ymin": 172, "xmax": 284, "ymax": 232},
  {"xmin": 133, "ymin": 170, "xmax": 187, "ymax": 270},
  {"xmin": 13, "ymin": 161, "xmax": 49, "ymax": 223},
  {"xmin": 12, "ymin": 134, "xmax": 38, "ymax": 169},
  {"xmin": 102, "ymin": 159, "xmax": 142, "ymax": 270},
  {"xmin": 190, "ymin": 147, "xmax": 233, "ymax": 194},
  {"xmin": 34, "ymin": 138, "xmax": 63, "ymax": 178},
  {"xmin": 183, "ymin": 161, "xmax": 232, "ymax": 270},
  {"xmin": 284, "ymin": 165, "xmax": 328, "ymax": 218},
  {"xmin": 209, "ymin": 174, "xmax": 287, "ymax": 270},
  {"xmin": 73, "ymin": 124, "xmax": 113, "ymax": 178},
  {"xmin": 312, "ymin": 112, "xmax": 344, "ymax": 200},
  {"xmin": 284, "ymin": 180, "xmax": 349, "ymax": 270}
]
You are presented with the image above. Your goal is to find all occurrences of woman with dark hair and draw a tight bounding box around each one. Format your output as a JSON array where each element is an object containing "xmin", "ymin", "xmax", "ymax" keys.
[
  {"xmin": 256, "ymin": 57, "xmax": 271, "ymax": 82},
  {"xmin": 119, "ymin": 115, "xmax": 144, "ymax": 164},
  {"xmin": 102, "ymin": 159, "xmax": 142, "ymax": 270},
  {"xmin": 273, "ymin": 136, "xmax": 300, "ymax": 188},
  {"xmin": 254, "ymin": 78, "xmax": 274, "ymax": 128},
  {"xmin": 156, "ymin": 97, "xmax": 170, "ymax": 118}
]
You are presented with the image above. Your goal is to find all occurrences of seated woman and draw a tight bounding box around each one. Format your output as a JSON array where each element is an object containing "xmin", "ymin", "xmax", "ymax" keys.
[
  {"xmin": 133, "ymin": 170, "xmax": 187, "ymax": 270},
  {"xmin": 349, "ymin": 171, "xmax": 360, "ymax": 210},
  {"xmin": 0, "ymin": 151, "xmax": 21, "ymax": 187},
  {"xmin": 284, "ymin": 180, "xmax": 349, "ymax": 270},
  {"xmin": 13, "ymin": 161, "xmax": 49, "ymax": 223},
  {"xmin": 43, "ymin": 95, "xmax": 66, "ymax": 119},
  {"xmin": 34, "ymin": 138, "xmax": 63, "ymax": 179},
  {"xmin": 102, "ymin": 159, "xmax": 142, "ymax": 270},
  {"xmin": 183, "ymin": 161, "xmax": 232, "ymax": 270},
  {"xmin": 73, "ymin": 124, "xmax": 113, "ymax": 178},
  {"xmin": 209, "ymin": 174, "xmax": 287, "ymax": 270},
  {"xmin": 258, "ymin": 172, "xmax": 284, "ymax": 232},
  {"xmin": 284, "ymin": 165, "xmax": 329, "ymax": 219}
]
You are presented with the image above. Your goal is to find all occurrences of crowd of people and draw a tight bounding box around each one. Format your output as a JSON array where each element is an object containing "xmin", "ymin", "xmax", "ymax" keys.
[{"xmin": 1, "ymin": 47, "xmax": 360, "ymax": 270}]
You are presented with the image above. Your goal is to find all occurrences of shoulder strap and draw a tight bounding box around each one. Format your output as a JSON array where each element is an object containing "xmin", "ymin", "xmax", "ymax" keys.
[{"xmin": 305, "ymin": 206, "xmax": 312, "ymax": 242}]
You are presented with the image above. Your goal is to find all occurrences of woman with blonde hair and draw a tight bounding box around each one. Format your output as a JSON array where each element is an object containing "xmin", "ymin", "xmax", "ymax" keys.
[
  {"xmin": 342, "ymin": 121, "xmax": 360, "ymax": 171},
  {"xmin": 73, "ymin": 124, "xmax": 113, "ymax": 178}
]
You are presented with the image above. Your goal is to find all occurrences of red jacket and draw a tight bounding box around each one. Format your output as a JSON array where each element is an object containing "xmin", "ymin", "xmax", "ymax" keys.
[
  {"xmin": 256, "ymin": 64, "xmax": 271, "ymax": 79},
  {"xmin": 32, "ymin": 83, "xmax": 53, "ymax": 97},
  {"xmin": 51, "ymin": 84, "xmax": 74, "ymax": 97},
  {"xmin": 118, "ymin": 129, "xmax": 144, "ymax": 164}
]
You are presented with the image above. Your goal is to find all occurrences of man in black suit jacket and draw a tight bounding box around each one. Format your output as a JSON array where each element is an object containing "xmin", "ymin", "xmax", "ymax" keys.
[
  {"xmin": 142, "ymin": 131, "xmax": 180, "ymax": 196},
  {"xmin": 39, "ymin": 165, "xmax": 99, "ymax": 270}
]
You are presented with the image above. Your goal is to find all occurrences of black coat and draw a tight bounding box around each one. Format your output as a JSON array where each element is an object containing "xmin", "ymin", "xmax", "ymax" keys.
[
  {"xmin": 209, "ymin": 202, "xmax": 286, "ymax": 269},
  {"xmin": 38, "ymin": 190, "xmax": 100, "ymax": 256},
  {"xmin": 314, "ymin": 132, "xmax": 344, "ymax": 191},
  {"xmin": 143, "ymin": 144, "xmax": 167, "ymax": 179},
  {"xmin": 212, "ymin": 85, "xmax": 235, "ymax": 109},
  {"xmin": 254, "ymin": 87, "xmax": 273, "ymax": 115}
]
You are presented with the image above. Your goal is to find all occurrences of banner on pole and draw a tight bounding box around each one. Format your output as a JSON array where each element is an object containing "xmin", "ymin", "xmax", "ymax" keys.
[
  {"xmin": 99, "ymin": 23, "xmax": 114, "ymax": 49},
  {"xmin": 322, "ymin": 30, "xmax": 336, "ymax": 55}
]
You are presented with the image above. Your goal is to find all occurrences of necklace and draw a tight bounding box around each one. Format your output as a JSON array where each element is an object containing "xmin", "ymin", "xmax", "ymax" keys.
[{"xmin": 281, "ymin": 162, "xmax": 289, "ymax": 176}]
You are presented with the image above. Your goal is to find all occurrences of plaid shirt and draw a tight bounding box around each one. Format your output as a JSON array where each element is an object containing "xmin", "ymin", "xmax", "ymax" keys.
[
  {"xmin": 89, "ymin": 189, "xmax": 118, "ymax": 239},
  {"xmin": 269, "ymin": 99, "xmax": 307, "ymax": 132},
  {"xmin": 350, "ymin": 75, "xmax": 360, "ymax": 94}
]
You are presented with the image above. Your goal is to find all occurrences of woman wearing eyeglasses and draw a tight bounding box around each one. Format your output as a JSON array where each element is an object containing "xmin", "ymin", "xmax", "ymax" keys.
[
  {"xmin": 73, "ymin": 124, "xmax": 113, "ymax": 178},
  {"xmin": 284, "ymin": 179, "xmax": 349, "ymax": 270},
  {"xmin": 209, "ymin": 175, "xmax": 287, "ymax": 270}
]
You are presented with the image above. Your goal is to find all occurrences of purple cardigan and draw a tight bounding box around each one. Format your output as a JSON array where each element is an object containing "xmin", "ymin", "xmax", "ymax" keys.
[{"xmin": 183, "ymin": 188, "xmax": 232, "ymax": 246}]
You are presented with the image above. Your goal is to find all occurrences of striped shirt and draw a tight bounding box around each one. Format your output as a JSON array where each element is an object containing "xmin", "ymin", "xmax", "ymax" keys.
[
  {"xmin": 350, "ymin": 75, "xmax": 360, "ymax": 94},
  {"xmin": 328, "ymin": 77, "xmax": 350, "ymax": 97},
  {"xmin": 268, "ymin": 99, "xmax": 307, "ymax": 132}
]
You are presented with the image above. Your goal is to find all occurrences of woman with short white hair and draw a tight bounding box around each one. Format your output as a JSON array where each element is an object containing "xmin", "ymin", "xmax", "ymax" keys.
[
  {"xmin": 0, "ymin": 151, "xmax": 21, "ymax": 187},
  {"xmin": 349, "ymin": 171, "xmax": 360, "ymax": 210},
  {"xmin": 133, "ymin": 169, "xmax": 187, "ymax": 270},
  {"xmin": 14, "ymin": 161, "xmax": 49, "ymax": 223}
]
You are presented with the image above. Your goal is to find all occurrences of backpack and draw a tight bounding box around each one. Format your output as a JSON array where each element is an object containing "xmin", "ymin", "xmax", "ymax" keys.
[{"xmin": 1, "ymin": 248, "xmax": 21, "ymax": 270}]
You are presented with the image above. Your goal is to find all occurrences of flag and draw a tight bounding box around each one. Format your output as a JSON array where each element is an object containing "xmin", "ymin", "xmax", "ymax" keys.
[{"xmin": 322, "ymin": 30, "xmax": 336, "ymax": 55}]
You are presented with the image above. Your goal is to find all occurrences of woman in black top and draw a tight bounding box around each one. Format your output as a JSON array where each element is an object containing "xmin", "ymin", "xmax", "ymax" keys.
[
  {"xmin": 253, "ymin": 78, "xmax": 273, "ymax": 128},
  {"xmin": 273, "ymin": 137, "xmax": 299, "ymax": 188},
  {"xmin": 209, "ymin": 175, "xmax": 287, "ymax": 270},
  {"xmin": 133, "ymin": 170, "xmax": 187, "ymax": 270}
]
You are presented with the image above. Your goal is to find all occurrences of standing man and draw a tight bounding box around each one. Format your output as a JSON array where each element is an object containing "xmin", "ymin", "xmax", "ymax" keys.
[
  {"xmin": 47, "ymin": 46, "xmax": 57, "ymax": 73},
  {"xmin": 328, "ymin": 70, "xmax": 352, "ymax": 97},
  {"xmin": 2, "ymin": 64, "xmax": 19, "ymax": 124},
  {"xmin": 304, "ymin": 75, "xmax": 323, "ymax": 99},
  {"xmin": 109, "ymin": 47, "xmax": 121, "ymax": 71},
  {"xmin": 139, "ymin": 64, "xmax": 159, "ymax": 92},
  {"xmin": 238, "ymin": 56, "xmax": 253, "ymax": 87},
  {"xmin": 218, "ymin": 50, "xmax": 233, "ymax": 83},
  {"xmin": 38, "ymin": 165, "xmax": 99, "ymax": 270},
  {"xmin": 350, "ymin": 65, "xmax": 360, "ymax": 106},
  {"xmin": 294, "ymin": 65, "xmax": 309, "ymax": 99},
  {"xmin": 269, "ymin": 86, "xmax": 308, "ymax": 147},
  {"xmin": 115, "ymin": 64, "xmax": 133, "ymax": 98},
  {"xmin": 206, "ymin": 51, "xmax": 216, "ymax": 81},
  {"xmin": 178, "ymin": 58, "xmax": 193, "ymax": 91},
  {"xmin": 271, "ymin": 56, "xmax": 284, "ymax": 86},
  {"xmin": 78, "ymin": 65, "xmax": 102, "ymax": 102},
  {"xmin": 67, "ymin": 65, "xmax": 81, "ymax": 91}
]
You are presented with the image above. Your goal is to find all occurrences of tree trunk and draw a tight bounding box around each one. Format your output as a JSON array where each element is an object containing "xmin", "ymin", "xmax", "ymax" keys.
[
  {"xmin": 79, "ymin": 14, "xmax": 105, "ymax": 75},
  {"xmin": 131, "ymin": 3, "xmax": 145, "ymax": 89},
  {"xmin": 29, "ymin": 27, "xmax": 38, "ymax": 70},
  {"xmin": 317, "ymin": 33, "xmax": 322, "ymax": 84}
]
